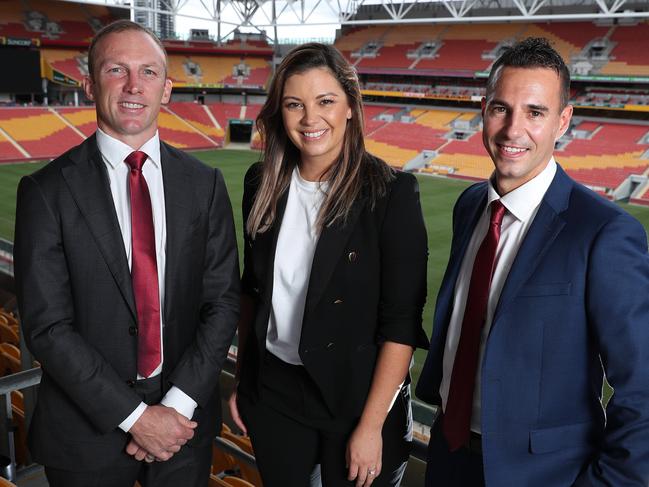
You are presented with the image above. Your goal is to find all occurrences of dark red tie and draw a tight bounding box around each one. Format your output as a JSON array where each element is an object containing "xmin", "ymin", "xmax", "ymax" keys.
[
  {"xmin": 125, "ymin": 151, "xmax": 161, "ymax": 378},
  {"xmin": 443, "ymin": 199, "xmax": 506, "ymax": 451}
]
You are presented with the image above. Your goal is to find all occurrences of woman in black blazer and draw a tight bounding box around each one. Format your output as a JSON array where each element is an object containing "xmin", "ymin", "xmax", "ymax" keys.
[{"xmin": 228, "ymin": 43, "xmax": 428, "ymax": 487}]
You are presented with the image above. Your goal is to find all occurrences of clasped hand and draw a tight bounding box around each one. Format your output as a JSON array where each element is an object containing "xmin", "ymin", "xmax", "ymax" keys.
[{"xmin": 126, "ymin": 405, "xmax": 197, "ymax": 462}]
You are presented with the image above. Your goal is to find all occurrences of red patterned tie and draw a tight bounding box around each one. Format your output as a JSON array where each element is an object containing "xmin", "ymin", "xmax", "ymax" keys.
[
  {"xmin": 443, "ymin": 199, "xmax": 506, "ymax": 451},
  {"xmin": 125, "ymin": 151, "xmax": 161, "ymax": 378}
]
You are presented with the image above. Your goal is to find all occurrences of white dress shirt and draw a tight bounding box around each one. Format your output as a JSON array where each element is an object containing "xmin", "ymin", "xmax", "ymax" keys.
[
  {"xmin": 266, "ymin": 166, "xmax": 327, "ymax": 365},
  {"xmin": 95, "ymin": 129, "xmax": 197, "ymax": 431},
  {"xmin": 440, "ymin": 158, "xmax": 557, "ymax": 434}
]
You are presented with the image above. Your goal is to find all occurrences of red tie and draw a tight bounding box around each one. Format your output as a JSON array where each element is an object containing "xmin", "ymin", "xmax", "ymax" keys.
[
  {"xmin": 125, "ymin": 151, "xmax": 161, "ymax": 378},
  {"xmin": 443, "ymin": 199, "xmax": 506, "ymax": 451}
]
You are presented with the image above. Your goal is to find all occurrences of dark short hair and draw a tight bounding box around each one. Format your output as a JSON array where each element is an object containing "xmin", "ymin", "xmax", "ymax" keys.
[
  {"xmin": 87, "ymin": 20, "xmax": 167, "ymax": 79},
  {"xmin": 486, "ymin": 37, "xmax": 571, "ymax": 110}
]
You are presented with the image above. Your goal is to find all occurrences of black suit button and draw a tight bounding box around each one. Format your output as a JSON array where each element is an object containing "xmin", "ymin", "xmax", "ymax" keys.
[
  {"xmin": 126, "ymin": 379, "xmax": 136, "ymax": 387},
  {"xmin": 348, "ymin": 251, "xmax": 357, "ymax": 263},
  {"xmin": 129, "ymin": 326, "xmax": 138, "ymax": 336},
  {"xmin": 333, "ymin": 299, "xmax": 343, "ymax": 304},
  {"xmin": 326, "ymin": 342, "xmax": 335, "ymax": 350}
]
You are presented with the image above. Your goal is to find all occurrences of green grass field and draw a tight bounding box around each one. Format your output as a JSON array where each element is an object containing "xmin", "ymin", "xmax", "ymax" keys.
[{"xmin": 3, "ymin": 149, "xmax": 649, "ymax": 382}]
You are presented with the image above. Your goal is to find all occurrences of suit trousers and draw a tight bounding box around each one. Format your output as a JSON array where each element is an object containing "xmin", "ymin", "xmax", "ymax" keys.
[
  {"xmin": 425, "ymin": 415, "xmax": 485, "ymax": 487},
  {"xmin": 238, "ymin": 352, "xmax": 411, "ymax": 487},
  {"xmin": 45, "ymin": 375, "xmax": 212, "ymax": 487}
]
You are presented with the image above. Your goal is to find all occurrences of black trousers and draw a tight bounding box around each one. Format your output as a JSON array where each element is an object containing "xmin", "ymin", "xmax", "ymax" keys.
[
  {"xmin": 238, "ymin": 352, "xmax": 411, "ymax": 487},
  {"xmin": 424, "ymin": 415, "xmax": 485, "ymax": 487},
  {"xmin": 45, "ymin": 375, "xmax": 212, "ymax": 487}
]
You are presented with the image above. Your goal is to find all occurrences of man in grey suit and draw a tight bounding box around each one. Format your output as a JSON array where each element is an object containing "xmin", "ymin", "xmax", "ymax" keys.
[{"xmin": 14, "ymin": 20, "xmax": 239, "ymax": 487}]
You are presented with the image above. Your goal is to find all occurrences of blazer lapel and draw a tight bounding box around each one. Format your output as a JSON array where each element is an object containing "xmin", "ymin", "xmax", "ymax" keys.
[
  {"xmin": 61, "ymin": 135, "xmax": 136, "ymax": 319},
  {"xmin": 252, "ymin": 189, "xmax": 289, "ymax": 340},
  {"xmin": 491, "ymin": 166, "xmax": 572, "ymax": 324},
  {"xmin": 432, "ymin": 185, "xmax": 486, "ymax": 343},
  {"xmin": 160, "ymin": 142, "xmax": 194, "ymax": 323},
  {"xmin": 303, "ymin": 195, "xmax": 365, "ymax": 318}
]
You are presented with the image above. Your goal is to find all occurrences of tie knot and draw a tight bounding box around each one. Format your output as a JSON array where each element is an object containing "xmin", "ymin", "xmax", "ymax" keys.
[
  {"xmin": 490, "ymin": 199, "xmax": 506, "ymax": 226},
  {"xmin": 125, "ymin": 151, "xmax": 148, "ymax": 172}
]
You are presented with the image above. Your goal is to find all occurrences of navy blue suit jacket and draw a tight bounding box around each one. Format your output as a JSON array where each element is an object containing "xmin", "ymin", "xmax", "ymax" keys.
[{"xmin": 416, "ymin": 165, "xmax": 649, "ymax": 486}]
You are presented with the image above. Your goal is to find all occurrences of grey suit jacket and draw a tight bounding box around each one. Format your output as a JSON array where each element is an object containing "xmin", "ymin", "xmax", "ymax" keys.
[{"xmin": 14, "ymin": 134, "xmax": 240, "ymax": 470}]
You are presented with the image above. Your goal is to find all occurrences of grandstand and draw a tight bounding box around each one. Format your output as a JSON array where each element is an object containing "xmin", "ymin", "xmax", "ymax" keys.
[{"xmin": 2, "ymin": 0, "xmax": 649, "ymax": 485}]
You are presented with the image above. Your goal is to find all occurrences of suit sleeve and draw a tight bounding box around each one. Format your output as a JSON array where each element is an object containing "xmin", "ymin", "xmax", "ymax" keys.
[
  {"xmin": 575, "ymin": 212, "xmax": 649, "ymax": 486},
  {"xmin": 377, "ymin": 173, "xmax": 429, "ymax": 349},
  {"xmin": 14, "ymin": 175, "xmax": 142, "ymax": 433},
  {"xmin": 168, "ymin": 168, "xmax": 240, "ymax": 407}
]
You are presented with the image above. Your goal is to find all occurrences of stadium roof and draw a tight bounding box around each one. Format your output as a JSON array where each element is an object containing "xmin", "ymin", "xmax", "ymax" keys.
[{"xmin": 64, "ymin": 0, "xmax": 649, "ymax": 42}]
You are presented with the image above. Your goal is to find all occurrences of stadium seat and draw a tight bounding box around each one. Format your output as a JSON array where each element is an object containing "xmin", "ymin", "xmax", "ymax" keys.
[
  {"xmin": 0, "ymin": 477, "xmax": 17, "ymax": 486},
  {"xmin": 221, "ymin": 431, "xmax": 263, "ymax": 486},
  {"xmin": 0, "ymin": 311, "xmax": 18, "ymax": 330},
  {"xmin": 220, "ymin": 476, "xmax": 256, "ymax": 487},
  {"xmin": 213, "ymin": 439, "xmax": 238, "ymax": 476},
  {"xmin": 0, "ymin": 323, "xmax": 18, "ymax": 347},
  {"xmin": 0, "ymin": 344, "xmax": 20, "ymax": 361},
  {"xmin": 0, "ymin": 352, "xmax": 21, "ymax": 377}
]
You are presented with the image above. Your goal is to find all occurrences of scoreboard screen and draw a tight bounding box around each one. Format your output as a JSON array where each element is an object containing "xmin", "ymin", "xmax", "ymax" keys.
[{"xmin": 0, "ymin": 48, "xmax": 42, "ymax": 94}]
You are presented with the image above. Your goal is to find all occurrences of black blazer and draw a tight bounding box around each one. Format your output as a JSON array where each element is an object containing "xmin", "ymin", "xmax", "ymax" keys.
[
  {"xmin": 238, "ymin": 162, "xmax": 428, "ymax": 419},
  {"xmin": 14, "ymin": 135, "xmax": 240, "ymax": 470}
]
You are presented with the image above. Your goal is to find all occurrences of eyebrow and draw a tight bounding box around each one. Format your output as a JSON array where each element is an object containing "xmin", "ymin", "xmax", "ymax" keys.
[
  {"xmin": 282, "ymin": 92, "xmax": 339, "ymax": 102},
  {"xmin": 101, "ymin": 60, "xmax": 164, "ymax": 69},
  {"xmin": 489, "ymin": 98, "xmax": 550, "ymax": 112}
]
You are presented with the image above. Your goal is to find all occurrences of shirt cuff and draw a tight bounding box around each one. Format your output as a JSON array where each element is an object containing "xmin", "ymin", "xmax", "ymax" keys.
[
  {"xmin": 160, "ymin": 386, "xmax": 198, "ymax": 420},
  {"xmin": 118, "ymin": 402, "xmax": 147, "ymax": 432}
]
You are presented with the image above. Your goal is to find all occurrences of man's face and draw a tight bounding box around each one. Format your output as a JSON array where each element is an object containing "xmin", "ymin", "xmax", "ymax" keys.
[
  {"xmin": 83, "ymin": 30, "xmax": 172, "ymax": 149},
  {"xmin": 482, "ymin": 67, "xmax": 572, "ymax": 195}
]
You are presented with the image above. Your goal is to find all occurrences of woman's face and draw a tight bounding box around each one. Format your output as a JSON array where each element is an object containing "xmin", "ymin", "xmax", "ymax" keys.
[{"xmin": 281, "ymin": 67, "xmax": 352, "ymax": 171}]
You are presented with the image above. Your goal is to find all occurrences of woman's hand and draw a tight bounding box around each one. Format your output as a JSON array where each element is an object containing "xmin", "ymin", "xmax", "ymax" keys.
[
  {"xmin": 227, "ymin": 389, "xmax": 247, "ymax": 435},
  {"xmin": 346, "ymin": 421, "xmax": 383, "ymax": 487}
]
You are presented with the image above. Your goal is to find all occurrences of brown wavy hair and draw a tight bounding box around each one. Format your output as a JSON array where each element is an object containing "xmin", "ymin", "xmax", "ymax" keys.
[{"xmin": 247, "ymin": 42, "xmax": 393, "ymax": 237}]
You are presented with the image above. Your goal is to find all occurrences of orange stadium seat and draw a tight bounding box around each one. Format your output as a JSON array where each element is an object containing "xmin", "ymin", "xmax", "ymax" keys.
[
  {"xmin": 57, "ymin": 108, "xmax": 97, "ymax": 137},
  {"xmin": 221, "ymin": 431, "xmax": 263, "ymax": 486},
  {"xmin": 167, "ymin": 102, "xmax": 225, "ymax": 143},
  {"xmin": 0, "ymin": 108, "xmax": 85, "ymax": 160},
  {"xmin": 0, "ymin": 322, "xmax": 19, "ymax": 347}
]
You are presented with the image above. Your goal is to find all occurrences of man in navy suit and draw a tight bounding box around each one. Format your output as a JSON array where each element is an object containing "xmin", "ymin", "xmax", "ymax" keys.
[{"xmin": 416, "ymin": 37, "xmax": 649, "ymax": 486}]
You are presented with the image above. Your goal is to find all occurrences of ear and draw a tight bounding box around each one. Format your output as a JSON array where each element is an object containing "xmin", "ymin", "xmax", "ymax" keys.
[
  {"xmin": 480, "ymin": 96, "xmax": 487, "ymax": 116},
  {"xmin": 161, "ymin": 78, "xmax": 173, "ymax": 105},
  {"xmin": 83, "ymin": 75, "xmax": 94, "ymax": 101},
  {"xmin": 346, "ymin": 106, "xmax": 352, "ymax": 120},
  {"xmin": 556, "ymin": 104, "xmax": 573, "ymax": 140}
]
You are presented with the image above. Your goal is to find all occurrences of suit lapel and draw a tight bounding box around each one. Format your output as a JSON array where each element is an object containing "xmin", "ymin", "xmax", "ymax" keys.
[
  {"xmin": 492, "ymin": 166, "xmax": 572, "ymax": 324},
  {"xmin": 303, "ymin": 195, "xmax": 366, "ymax": 318},
  {"xmin": 61, "ymin": 135, "xmax": 136, "ymax": 319},
  {"xmin": 432, "ymin": 185, "xmax": 487, "ymax": 343},
  {"xmin": 160, "ymin": 143, "xmax": 194, "ymax": 323}
]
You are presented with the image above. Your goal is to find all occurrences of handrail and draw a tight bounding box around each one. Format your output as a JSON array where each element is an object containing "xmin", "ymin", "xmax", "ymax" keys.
[
  {"xmin": 0, "ymin": 368, "xmax": 41, "ymax": 396},
  {"xmin": 213, "ymin": 436, "xmax": 257, "ymax": 466}
]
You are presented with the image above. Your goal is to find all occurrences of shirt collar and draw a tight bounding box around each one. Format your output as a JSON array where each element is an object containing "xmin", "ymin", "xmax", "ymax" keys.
[
  {"xmin": 96, "ymin": 128, "xmax": 161, "ymax": 170},
  {"xmin": 487, "ymin": 157, "xmax": 557, "ymax": 223}
]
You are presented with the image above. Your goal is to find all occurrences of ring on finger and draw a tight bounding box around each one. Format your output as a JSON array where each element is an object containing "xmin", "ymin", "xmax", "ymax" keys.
[{"xmin": 368, "ymin": 468, "xmax": 376, "ymax": 476}]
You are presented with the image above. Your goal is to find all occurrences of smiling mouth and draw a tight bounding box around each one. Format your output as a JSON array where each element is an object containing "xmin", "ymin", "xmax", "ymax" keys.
[
  {"xmin": 498, "ymin": 144, "xmax": 528, "ymax": 155},
  {"xmin": 119, "ymin": 102, "xmax": 145, "ymax": 109},
  {"xmin": 302, "ymin": 129, "xmax": 327, "ymax": 139}
]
